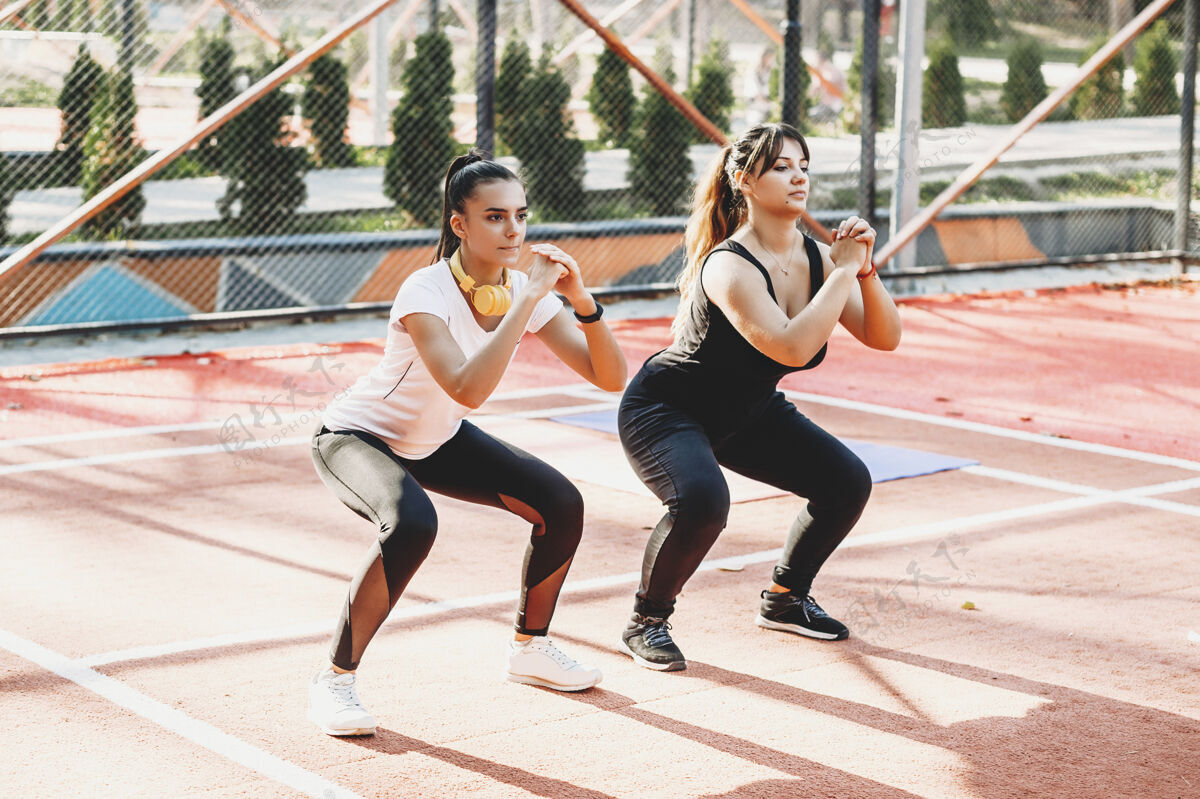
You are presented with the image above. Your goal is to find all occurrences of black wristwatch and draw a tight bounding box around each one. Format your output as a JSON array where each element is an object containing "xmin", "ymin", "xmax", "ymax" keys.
[{"xmin": 573, "ymin": 300, "xmax": 604, "ymax": 324}]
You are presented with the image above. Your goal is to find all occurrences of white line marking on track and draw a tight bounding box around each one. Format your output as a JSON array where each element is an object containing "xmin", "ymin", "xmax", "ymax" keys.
[
  {"xmin": 0, "ymin": 627, "xmax": 365, "ymax": 799},
  {"xmin": 0, "ymin": 419, "xmax": 244, "ymax": 450},
  {"xmin": 0, "ymin": 385, "xmax": 607, "ymax": 451},
  {"xmin": 783, "ymin": 390, "xmax": 1200, "ymax": 473},
  {"xmin": 0, "ymin": 441, "xmax": 278, "ymax": 476},
  {"xmin": 965, "ymin": 466, "xmax": 1200, "ymax": 517},
  {"xmin": 10, "ymin": 384, "xmax": 1197, "ymax": 477},
  {"xmin": 75, "ymin": 486, "xmax": 1138, "ymax": 669}
]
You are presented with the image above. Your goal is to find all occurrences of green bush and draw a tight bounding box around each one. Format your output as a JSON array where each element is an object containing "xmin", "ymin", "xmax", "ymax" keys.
[
  {"xmin": 81, "ymin": 66, "xmax": 145, "ymax": 239},
  {"xmin": 303, "ymin": 53, "xmax": 356, "ymax": 168},
  {"xmin": 781, "ymin": 47, "xmax": 810, "ymax": 130},
  {"xmin": 922, "ymin": 40, "xmax": 966, "ymax": 128},
  {"xmin": 0, "ymin": 77, "xmax": 58, "ymax": 108},
  {"xmin": 845, "ymin": 37, "xmax": 896, "ymax": 133},
  {"xmin": 1001, "ymin": 39, "xmax": 1049, "ymax": 122},
  {"xmin": 25, "ymin": 0, "xmax": 50, "ymax": 28},
  {"xmin": 510, "ymin": 53, "xmax": 586, "ymax": 221},
  {"xmin": 1132, "ymin": 20, "xmax": 1180, "ymax": 116},
  {"xmin": 686, "ymin": 39, "xmax": 735, "ymax": 142},
  {"xmin": 630, "ymin": 49, "xmax": 692, "ymax": 216},
  {"xmin": 50, "ymin": 0, "xmax": 91, "ymax": 31},
  {"xmin": 586, "ymin": 44, "xmax": 635, "ymax": 148},
  {"xmin": 930, "ymin": 0, "xmax": 997, "ymax": 48},
  {"xmin": 384, "ymin": 31, "xmax": 456, "ymax": 226},
  {"xmin": 54, "ymin": 44, "xmax": 104, "ymax": 187},
  {"xmin": 217, "ymin": 60, "xmax": 308, "ymax": 234},
  {"xmin": 196, "ymin": 18, "xmax": 236, "ymax": 173},
  {"xmin": 495, "ymin": 36, "xmax": 533, "ymax": 156},
  {"xmin": 1070, "ymin": 36, "xmax": 1125, "ymax": 121}
]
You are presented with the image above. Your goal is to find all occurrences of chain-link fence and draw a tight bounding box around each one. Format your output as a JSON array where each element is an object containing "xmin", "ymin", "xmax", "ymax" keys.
[{"xmin": 0, "ymin": 0, "xmax": 1194, "ymax": 330}]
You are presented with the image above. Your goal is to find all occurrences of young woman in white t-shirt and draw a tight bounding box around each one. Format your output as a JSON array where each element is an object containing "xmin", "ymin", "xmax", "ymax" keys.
[{"xmin": 306, "ymin": 152, "xmax": 627, "ymax": 736}]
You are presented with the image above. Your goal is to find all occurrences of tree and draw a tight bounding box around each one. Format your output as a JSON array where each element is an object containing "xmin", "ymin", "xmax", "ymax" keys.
[
  {"xmin": 1070, "ymin": 36, "xmax": 1125, "ymax": 120},
  {"xmin": 686, "ymin": 39, "xmax": 735, "ymax": 143},
  {"xmin": 54, "ymin": 44, "xmax": 105, "ymax": 186},
  {"xmin": 586, "ymin": 45, "xmax": 635, "ymax": 148},
  {"xmin": 217, "ymin": 60, "xmax": 308, "ymax": 234},
  {"xmin": 1001, "ymin": 39, "xmax": 1049, "ymax": 123},
  {"xmin": 929, "ymin": 0, "xmax": 997, "ymax": 48},
  {"xmin": 1132, "ymin": 20, "xmax": 1179, "ymax": 116},
  {"xmin": 26, "ymin": 0, "xmax": 50, "ymax": 29},
  {"xmin": 922, "ymin": 39, "xmax": 966, "ymax": 128},
  {"xmin": 510, "ymin": 52, "xmax": 586, "ymax": 220},
  {"xmin": 196, "ymin": 17, "xmax": 236, "ymax": 172},
  {"xmin": 81, "ymin": 66, "xmax": 145, "ymax": 239},
  {"xmin": 51, "ymin": 0, "xmax": 90, "ymax": 31},
  {"xmin": 631, "ymin": 49, "xmax": 692, "ymax": 216},
  {"xmin": 844, "ymin": 36, "xmax": 896, "ymax": 133},
  {"xmin": 495, "ymin": 36, "xmax": 533, "ymax": 155},
  {"xmin": 384, "ymin": 31, "xmax": 457, "ymax": 225},
  {"xmin": 303, "ymin": 53, "xmax": 356, "ymax": 168}
]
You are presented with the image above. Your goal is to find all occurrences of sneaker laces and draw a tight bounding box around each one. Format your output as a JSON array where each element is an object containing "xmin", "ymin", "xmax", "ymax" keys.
[
  {"xmin": 641, "ymin": 618, "xmax": 674, "ymax": 648},
  {"xmin": 325, "ymin": 673, "xmax": 363, "ymax": 707},
  {"xmin": 803, "ymin": 595, "xmax": 831, "ymax": 621},
  {"xmin": 529, "ymin": 638, "xmax": 578, "ymax": 669}
]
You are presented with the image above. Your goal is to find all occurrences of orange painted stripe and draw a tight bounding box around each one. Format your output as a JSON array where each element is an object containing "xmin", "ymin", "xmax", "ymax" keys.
[{"xmin": 932, "ymin": 217, "xmax": 1044, "ymax": 265}]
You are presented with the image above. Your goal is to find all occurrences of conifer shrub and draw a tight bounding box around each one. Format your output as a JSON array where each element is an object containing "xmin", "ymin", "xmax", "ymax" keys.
[
  {"xmin": 384, "ymin": 31, "xmax": 457, "ymax": 225},
  {"xmin": 923, "ymin": 39, "xmax": 966, "ymax": 128}
]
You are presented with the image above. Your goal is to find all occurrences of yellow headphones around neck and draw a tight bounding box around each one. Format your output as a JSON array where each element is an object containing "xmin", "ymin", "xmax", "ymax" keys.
[{"xmin": 448, "ymin": 249, "xmax": 513, "ymax": 316}]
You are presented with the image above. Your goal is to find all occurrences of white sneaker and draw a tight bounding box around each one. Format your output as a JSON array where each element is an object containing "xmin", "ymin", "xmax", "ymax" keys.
[
  {"xmin": 506, "ymin": 636, "xmax": 603, "ymax": 692},
  {"xmin": 307, "ymin": 669, "xmax": 377, "ymax": 736}
]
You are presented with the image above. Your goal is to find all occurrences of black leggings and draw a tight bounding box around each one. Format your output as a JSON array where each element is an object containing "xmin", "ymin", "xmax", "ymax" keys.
[
  {"xmin": 311, "ymin": 421, "xmax": 584, "ymax": 671},
  {"xmin": 618, "ymin": 387, "xmax": 872, "ymax": 619}
]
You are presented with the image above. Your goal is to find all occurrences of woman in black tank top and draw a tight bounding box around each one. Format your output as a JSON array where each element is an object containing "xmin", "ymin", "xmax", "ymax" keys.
[{"xmin": 616, "ymin": 123, "xmax": 902, "ymax": 671}]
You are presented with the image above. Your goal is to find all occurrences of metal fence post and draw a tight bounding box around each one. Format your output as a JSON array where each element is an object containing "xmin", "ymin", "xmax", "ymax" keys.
[
  {"xmin": 686, "ymin": 0, "xmax": 696, "ymax": 88},
  {"xmin": 781, "ymin": 0, "xmax": 802, "ymax": 127},
  {"xmin": 887, "ymin": 0, "xmax": 925, "ymax": 273},
  {"xmin": 475, "ymin": 0, "xmax": 496, "ymax": 155},
  {"xmin": 860, "ymin": 0, "xmax": 880, "ymax": 227},
  {"xmin": 369, "ymin": 11, "xmax": 389, "ymax": 146},
  {"xmin": 120, "ymin": 0, "xmax": 136, "ymax": 70},
  {"xmin": 1176, "ymin": 0, "xmax": 1197, "ymax": 271}
]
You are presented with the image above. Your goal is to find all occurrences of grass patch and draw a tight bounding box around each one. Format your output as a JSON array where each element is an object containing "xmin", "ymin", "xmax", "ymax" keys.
[
  {"xmin": 1041, "ymin": 168, "xmax": 1179, "ymax": 201},
  {"xmin": 0, "ymin": 77, "xmax": 58, "ymax": 108},
  {"xmin": 962, "ymin": 77, "xmax": 1004, "ymax": 93}
]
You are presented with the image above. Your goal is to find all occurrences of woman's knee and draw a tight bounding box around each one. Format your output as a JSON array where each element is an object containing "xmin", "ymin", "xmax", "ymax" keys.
[
  {"xmin": 378, "ymin": 501, "xmax": 438, "ymax": 559},
  {"xmin": 832, "ymin": 455, "xmax": 872, "ymax": 513},
  {"xmin": 672, "ymin": 477, "xmax": 731, "ymax": 533},
  {"xmin": 538, "ymin": 479, "xmax": 585, "ymax": 540}
]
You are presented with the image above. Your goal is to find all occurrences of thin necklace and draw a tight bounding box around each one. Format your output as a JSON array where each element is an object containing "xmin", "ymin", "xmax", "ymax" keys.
[{"xmin": 751, "ymin": 229, "xmax": 797, "ymax": 276}]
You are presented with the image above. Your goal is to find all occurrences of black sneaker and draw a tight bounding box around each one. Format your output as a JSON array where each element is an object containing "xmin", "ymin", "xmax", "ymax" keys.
[
  {"xmin": 756, "ymin": 591, "xmax": 850, "ymax": 641},
  {"xmin": 619, "ymin": 614, "xmax": 686, "ymax": 671}
]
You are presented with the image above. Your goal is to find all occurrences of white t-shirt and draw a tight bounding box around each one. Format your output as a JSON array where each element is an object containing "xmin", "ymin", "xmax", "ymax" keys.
[{"xmin": 322, "ymin": 260, "xmax": 563, "ymax": 458}]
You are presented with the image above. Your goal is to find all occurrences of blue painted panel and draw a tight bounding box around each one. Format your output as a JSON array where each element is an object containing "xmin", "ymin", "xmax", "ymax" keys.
[{"xmin": 29, "ymin": 265, "xmax": 188, "ymax": 325}]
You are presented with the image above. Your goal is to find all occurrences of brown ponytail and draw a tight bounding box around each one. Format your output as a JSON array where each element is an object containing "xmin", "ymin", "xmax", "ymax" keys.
[
  {"xmin": 434, "ymin": 149, "xmax": 521, "ymax": 262},
  {"xmin": 671, "ymin": 123, "xmax": 810, "ymax": 340}
]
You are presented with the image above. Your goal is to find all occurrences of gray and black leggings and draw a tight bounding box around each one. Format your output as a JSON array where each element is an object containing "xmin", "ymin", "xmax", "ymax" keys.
[
  {"xmin": 311, "ymin": 421, "xmax": 584, "ymax": 671},
  {"xmin": 618, "ymin": 386, "xmax": 873, "ymax": 620}
]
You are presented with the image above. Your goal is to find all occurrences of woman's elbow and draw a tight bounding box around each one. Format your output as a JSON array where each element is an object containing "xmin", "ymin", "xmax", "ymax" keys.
[
  {"xmin": 451, "ymin": 386, "xmax": 486, "ymax": 409},
  {"xmin": 872, "ymin": 327, "xmax": 902, "ymax": 351},
  {"xmin": 599, "ymin": 373, "xmax": 627, "ymax": 392}
]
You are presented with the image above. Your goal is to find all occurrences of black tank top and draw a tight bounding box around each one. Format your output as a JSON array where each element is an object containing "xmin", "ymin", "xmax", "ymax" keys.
[{"xmin": 635, "ymin": 236, "xmax": 827, "ymax": 434}]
